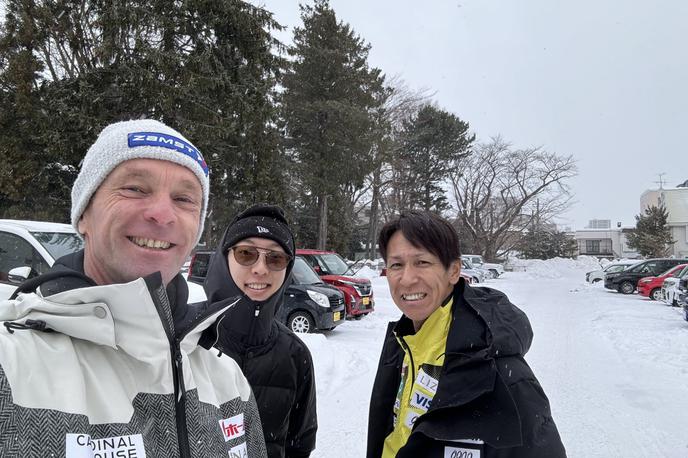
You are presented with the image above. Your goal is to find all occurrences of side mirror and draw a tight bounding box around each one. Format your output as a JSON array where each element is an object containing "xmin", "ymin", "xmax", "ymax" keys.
[
  {"xmin": 8, "ymin": 266, "xmax": 31, "ymax": 284},
  {"xmin": 313, "ymin": 265, "xmax": 321, "ymax": 274}
]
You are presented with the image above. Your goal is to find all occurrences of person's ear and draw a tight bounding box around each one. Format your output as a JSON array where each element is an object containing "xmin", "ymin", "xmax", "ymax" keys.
[{"xmin": 448, "ymin": 259, "xmax": 462, "ymax": 284}]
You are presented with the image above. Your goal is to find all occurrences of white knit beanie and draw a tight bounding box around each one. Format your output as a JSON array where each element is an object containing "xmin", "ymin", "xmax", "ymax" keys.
[{"xmin": 71, "ymin": 119, "xmax": 210, "ymax": 244}]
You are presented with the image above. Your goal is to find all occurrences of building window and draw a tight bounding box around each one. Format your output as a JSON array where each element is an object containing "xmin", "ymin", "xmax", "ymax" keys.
[{"xmin": 586, "ymin": 240, "xmax": 601, "ymax": 253}]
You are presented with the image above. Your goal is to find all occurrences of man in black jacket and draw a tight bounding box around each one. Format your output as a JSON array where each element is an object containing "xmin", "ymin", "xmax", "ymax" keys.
[
  {"xmin": 367, "ymin": 210, "xmax": 566, "ymax": 458},
  {"xmin": 201, "ymin": 204, "xmax": 317, "ymax": 458}
]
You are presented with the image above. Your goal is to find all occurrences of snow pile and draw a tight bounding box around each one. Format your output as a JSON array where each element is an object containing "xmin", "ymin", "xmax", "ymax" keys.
[
  {"xmin": 509, "ymin": 256, "xmax": 601, "ymax": 279},
  {"xmin": 352, "ymin": 265, "xmax": 379, "ymax": 279}
]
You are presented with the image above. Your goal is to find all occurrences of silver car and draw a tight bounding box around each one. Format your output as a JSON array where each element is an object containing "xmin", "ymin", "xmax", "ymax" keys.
[{"xmin": 661, "ymin": 264, "xmax": 688, "ymax": 306}]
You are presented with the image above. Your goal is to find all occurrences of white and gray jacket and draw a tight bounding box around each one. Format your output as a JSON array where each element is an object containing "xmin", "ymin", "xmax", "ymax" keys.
[{"xmin": 0, "ymin": 272, "xmax": 267, "ymax": 457}]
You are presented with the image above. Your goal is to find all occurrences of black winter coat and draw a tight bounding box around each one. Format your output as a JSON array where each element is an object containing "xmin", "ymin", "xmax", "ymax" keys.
[
  {"xmin": 200, "ymin": 229, "xmax": 317, "ymax": 458},
  {"xmin": 367, "ymin": 279, "xmax": 566, "ymax": 458}
]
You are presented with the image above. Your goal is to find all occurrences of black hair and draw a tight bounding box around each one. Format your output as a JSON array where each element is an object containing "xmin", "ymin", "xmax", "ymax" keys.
[{"xmin": 378, "ymin": 210, "xmax": 461, "ymax": 269}]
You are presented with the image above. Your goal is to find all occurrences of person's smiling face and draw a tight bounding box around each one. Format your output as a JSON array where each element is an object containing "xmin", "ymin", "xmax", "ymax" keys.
[
  {"xmin": 385, "ymin": 231, "xmax": 461, "ymax": 331},
  {"xmin": 227, "ymin": 237, "xmax": 288, "ymax": 301},
  {"xmin": 78, "ymin": 159, "xmax": 202, "ymax": 286}
]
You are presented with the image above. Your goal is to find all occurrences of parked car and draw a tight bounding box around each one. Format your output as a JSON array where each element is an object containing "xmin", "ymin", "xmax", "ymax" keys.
[
  {"xmin": 0, "ymin": 219, "xmax": 83, "ymax": 300},
  {"xmin": 297, "ymin": 249, "xmax": 374, "ymax": 318},
  {"xmin": 604, "ymin": 258, "xmax": 688, "ymax": 294},
  {"xmin": 186, "ymin": 252, "xmax": 346, "ymax": 332},
  {"xmin": 585, "ymin": 260, "xmax": 638, "ymax": 283},
  {"xmin": 662, "ymin": 264, "xmax": 688, "ymax": 306},
  {"xmin": 462, "ymin": 254, "xmax": 504, "ymax": 278},
  {"xmin": 461, "ymin": 259, "xmax": 486, "ymax": 283},
  {"xmin": 636, "ymin": 263, "xmax": 687, "ymax": 301},
  {"xmin": 279, "ymin": 257, "xmax": 346, "ymax": 332}
]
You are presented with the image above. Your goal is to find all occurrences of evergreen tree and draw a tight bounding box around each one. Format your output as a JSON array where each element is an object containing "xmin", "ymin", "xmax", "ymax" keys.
[
  {"xmin": 395, "ymin": 104, "xmax": 473, "ymax": 213},
  {"xmin": 282, "ymin": 0, "xmax": 384, "ymax": 250},
  {"xmin": 0, "ymin": 0, "xmax": 285, "ymax": 245},
  {"xmin": 626, "ymin": 205, "xmax": 675, "ymax": 257},
  {"xmin": 517, "ymin": 228, "xmax": 577, "ymax": 259}
]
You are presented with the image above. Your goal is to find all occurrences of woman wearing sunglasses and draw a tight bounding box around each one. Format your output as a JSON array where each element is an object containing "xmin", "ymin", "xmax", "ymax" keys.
[{"xmin": 200, "ymin": 204, "xmax": 317, "ymax": 458}]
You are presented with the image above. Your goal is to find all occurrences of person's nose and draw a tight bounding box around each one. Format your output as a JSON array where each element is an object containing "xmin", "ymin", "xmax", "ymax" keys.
[
  {"xmin": 251, "ymin": 253, "xmax": 270, "ymax": 276},
  {"xmin": 142, "ymin": 194, "xmax": 177, "ymax": 226},
  {"xmin": 397, "ymin": 265, "xmax": 417, "ymax": 287}
]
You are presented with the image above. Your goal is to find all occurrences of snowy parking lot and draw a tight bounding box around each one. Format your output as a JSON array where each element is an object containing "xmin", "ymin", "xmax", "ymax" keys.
[{"xmin": 299, "ymin": 257, "xmax": 688, "ymax": 458}]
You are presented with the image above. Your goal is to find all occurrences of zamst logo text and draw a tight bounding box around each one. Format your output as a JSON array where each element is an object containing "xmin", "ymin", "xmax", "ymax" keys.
[
  {"xmin": 127, "ymin": 132, "xmax": 209, "ymax": 176},
  {"xmin": 219, "ymin": 413, "xmax": 245, "ymax": 442}
]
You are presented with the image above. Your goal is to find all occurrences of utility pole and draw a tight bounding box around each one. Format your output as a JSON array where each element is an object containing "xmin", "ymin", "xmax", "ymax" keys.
[{"xmin": 654, "ymin": 172, "xmax": 666, "ymax": 190}]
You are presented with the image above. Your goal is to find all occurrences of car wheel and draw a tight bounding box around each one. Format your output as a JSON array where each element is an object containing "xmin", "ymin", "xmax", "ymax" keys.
[
  {"xmin": 684, "ymin": 307, "xmax": 688, "ymax": 322},
  {"xmin": 592, "ymin": 278, "xmax": 601, "ymax": 283},
  {"xmin": 619, "ymin": 281, "xmax": 635, "ymax": 294},
  {"xmin": 288, "ymin": 311, "xmax": 315, "ymax": 333},
  {"xmin": 650, "ymin": 288, "xmax": 662, "ymax": 301},
  {"xmin": 489, "ymin": 269, "xmax": 499, "ymax": 279},
  {"xmin": 472, "ymin": 276, "xmax": 480, "ymax": 283}
]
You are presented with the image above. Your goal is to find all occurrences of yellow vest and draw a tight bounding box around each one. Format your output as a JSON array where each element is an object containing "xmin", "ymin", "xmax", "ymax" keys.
[{"xmin": 381, "ymin": 298, "xmax": 453, "ymax": 458}]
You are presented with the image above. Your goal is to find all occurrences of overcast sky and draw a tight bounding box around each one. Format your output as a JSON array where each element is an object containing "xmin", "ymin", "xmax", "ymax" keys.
[{"xmin": 255, "ymin": 0, "xmax": 688, "ymax": 230}]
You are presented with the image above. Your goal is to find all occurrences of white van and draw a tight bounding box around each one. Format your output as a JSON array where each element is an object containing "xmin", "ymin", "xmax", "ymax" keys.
[{"xmin": 0, "ymin": 220, "xmax": 83, "ymax": 300}]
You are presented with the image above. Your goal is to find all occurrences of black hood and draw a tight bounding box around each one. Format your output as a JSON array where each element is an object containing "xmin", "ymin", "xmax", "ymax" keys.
[{"xmin": 203, "ymin": 225, "xmax": 294, "ymax": 347}]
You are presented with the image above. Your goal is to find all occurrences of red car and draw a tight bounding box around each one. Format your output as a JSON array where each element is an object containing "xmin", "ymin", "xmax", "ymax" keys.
[
  {"xmin": 296, "ymin": 249, "xmax": 374, "ymax": 318},
  {"xmin": 637, "ymin": 263, "xmax": 687, "ymax": 301}
]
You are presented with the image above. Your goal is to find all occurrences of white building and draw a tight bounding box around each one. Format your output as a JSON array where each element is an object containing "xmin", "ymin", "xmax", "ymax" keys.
[
  {"xmin": 640, "ymin": 187, "xmax": 688, "ymax": 257},
  {"xmin": 574, "ymin": 225, "xmax": 640, "ymax": 259}
]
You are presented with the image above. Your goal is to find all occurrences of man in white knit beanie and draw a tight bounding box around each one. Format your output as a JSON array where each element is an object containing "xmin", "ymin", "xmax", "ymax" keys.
[
  {"xmin": 0, "ymin": 119, "xmax": 268, "ymax": 457},
  {"xmin": 71, "ymin": 119, "xmax": 209, "ymax": 286}
]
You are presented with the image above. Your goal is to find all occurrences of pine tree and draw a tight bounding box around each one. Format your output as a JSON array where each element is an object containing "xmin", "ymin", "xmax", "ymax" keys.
[
  {"xmin": 517, "ymin": 228, "xmax": 577, "ymax": 259},
  {"xmin": 626, "ymin": 205, "xmax": 675, "ymax": 257},
  {"xmin": 395, "ymin": 104, "xmax": 473, "ymax": 213},
  {"xmin": 282, "ymin": 0, "xmax": 385, "ymax": 250},
  {"xmin": 0, "ymin": 0, "xmax": 285, "ymax": 244}
]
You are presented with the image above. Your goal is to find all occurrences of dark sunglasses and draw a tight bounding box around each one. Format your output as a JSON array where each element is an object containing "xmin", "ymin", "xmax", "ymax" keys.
[{"xmin": 229, "ymin": 245, "xmax": 291, "ymax": 271}]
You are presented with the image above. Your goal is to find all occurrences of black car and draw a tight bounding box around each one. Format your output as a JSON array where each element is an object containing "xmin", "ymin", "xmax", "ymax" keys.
[
  {"xmin": 278, "ymin": 257, "xmax": 346, "ymax": 333},
  {"xmin": 187, "ymin": 252, "xmax": 346, "ymax": 333},
  {"xmin": 604, "ymin": 258, "xmax": 688, "ymax": 294}
]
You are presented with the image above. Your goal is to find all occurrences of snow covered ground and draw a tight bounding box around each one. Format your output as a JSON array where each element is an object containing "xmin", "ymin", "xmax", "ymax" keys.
[{"xmin": 298, "ymin": 258, "xmax": 688, "ymax": 458}]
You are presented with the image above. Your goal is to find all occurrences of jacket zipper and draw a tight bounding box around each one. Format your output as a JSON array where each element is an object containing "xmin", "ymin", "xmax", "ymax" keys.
[
  {"xmin": 150, "ymin": 284, "xmax": 241, "ymax": 457},
  {"xmin": 398, "ymin": 336, "xmax": 416, "ymax": 401},
  {"xmin": 147, "ymin": 281, "xmax": 193, "ymax": 458},
  {"xmin": 172, "ymin": 341, "xmax": 191, "ymax": 458}
]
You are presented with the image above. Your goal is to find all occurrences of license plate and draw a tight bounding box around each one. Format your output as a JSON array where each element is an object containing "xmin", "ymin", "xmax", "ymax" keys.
[
  {"xmin": 333, "ymin": 311, "xmax": 341, "ymax": 321},
  {"xmin": 362, "ymin": 297, "xmax": 370, "ymax": 306}
]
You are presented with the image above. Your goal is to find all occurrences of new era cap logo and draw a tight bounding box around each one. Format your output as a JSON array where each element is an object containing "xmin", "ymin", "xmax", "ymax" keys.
[
  {"xmin": 128, "ymin": 132, "xmax": 209, "ymax": 176},
  {"xmin": 257, "ymin": 226, "xmax": 270, "ymax": 233},
  {"xmin": 219, "ymin": 413, "xmax": 245, "ymax": 442}
]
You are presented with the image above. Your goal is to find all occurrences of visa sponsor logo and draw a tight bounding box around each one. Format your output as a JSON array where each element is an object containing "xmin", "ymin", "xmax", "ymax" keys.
[
  {"xmin": 409, "ymin": 390, "xmax": 432, "ymax": 412},
  {"xmin": 415, "ymin": 368, "xmax": 439, "ymax": 394},
  {"xmin": 128, "ymin": 132, "xmax": 208, "ymax": 176},
  {"xmin": 228, "ymin": 442, "xmax": 248, "ymax": 458},
  {"xmin": 66, "ymin": 433, "xmax": 146, "ymax": 458},
  {"xmin": 219, "ymin": 413, "xmax": 245, "ymax": 442}
]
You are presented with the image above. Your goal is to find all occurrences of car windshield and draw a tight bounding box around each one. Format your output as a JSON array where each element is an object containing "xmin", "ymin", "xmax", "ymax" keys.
[
  {"xmin": 292, "ymin": 257, "xmax": 322, "ymax": 284},
  {"xmin": 30, "ymin": 231, "xmax": 83, "ymax": 261},
  {"xmin": 679, "ymin": 265, "xmax": 688, "ymax": 278},
  {"xmin": 605, "ymin": 264, "xmax": 628, "ymax": 273},
  {"xmin": 660, "ymin": 265, "xmax": 682, "ymax": 278},
  {"xmin": 316, "ymin": 253, "xmax": 350, "ymax": 275}
]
